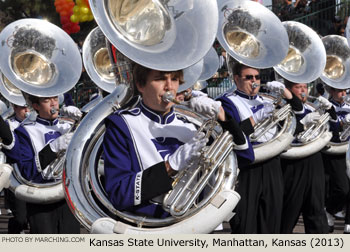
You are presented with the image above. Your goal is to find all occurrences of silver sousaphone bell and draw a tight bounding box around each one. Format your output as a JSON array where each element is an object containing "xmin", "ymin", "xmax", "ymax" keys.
[
  {"xmin": 0, "ymin": 71, "xmax": 26, "ymax": 107},
  {"xmin": 321, "ymin": 35, "xmax": 350, "ymax": 155},
  {"xmin": 276, "ymin": 22, "xmax": 332, "ymax": 159},
  {"xmin": 274, "ymin": 21, "xmax": 327, "ymax": 84},
  {"xmin": 83, "ymin": 26, "xmax": 204, "ymax": 95},
  {"xmin": 0, "ymin": 18, "xmax": 82, "ymax": 204},
  {"xmin": 216, "ymin": 0, "xmax": 289, "ymax": 68},
  {"xmin": 89, "ymin": 0, "xmax": 218, "ymax": 71},
  {"xmin": 0, "ymin": 18, "xmax": 82, "ymax": 98},
  {"xmin": 320, "ymin": 35, "xmax": 350, "ymax": 89}
]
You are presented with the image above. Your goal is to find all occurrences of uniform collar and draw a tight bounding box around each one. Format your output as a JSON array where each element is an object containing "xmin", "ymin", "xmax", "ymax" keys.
[
  {"xmin": 36, "ymin": 117, "xmax": 59, "ymax": 126},
  {"xmin": 140, "ymin": 100, "xmax": 175, "ymax": 124},
  {"xmin": 330, "ymin": 98, "xmax": 344, "ymax": 107},
  {"xmin": 14, "ymin": 117, "xmax": 22, "ymax": 123},
  {"xmin": 235, "ymin": 89, "xmax": 258, "ymax": 100}
]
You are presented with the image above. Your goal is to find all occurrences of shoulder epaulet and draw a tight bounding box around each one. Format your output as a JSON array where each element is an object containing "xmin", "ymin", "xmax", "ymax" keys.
[
  {"xmin": 117, "ymin": 107, "xmax": 141, "ymax": 116},
  {"xmin": 20, "ymin": 117, "xmax": 36, "ymax": 126}
]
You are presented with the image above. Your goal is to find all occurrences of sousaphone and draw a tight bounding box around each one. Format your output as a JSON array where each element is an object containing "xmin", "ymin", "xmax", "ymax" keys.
[
  {"xmin": 83, "ymin": 26, "xmax": 204, "ymax": 95},
  {"xmin": 64, "ymin": 0, "xmax": 240, "ymax": 234},
  {"xmin": 0, "ymin": 18, "xmax": 82, "ymax": 204},
  {"xmin": 276, "ymin": 21, "xmax": 331, "ymax": 159},
  {"xmin": 216, "ymin": 0, "xmax": 295, "ymax": 163},
  {"xmin": 321, "ymin": 35, "xmax": 350, "ymax": 155}
]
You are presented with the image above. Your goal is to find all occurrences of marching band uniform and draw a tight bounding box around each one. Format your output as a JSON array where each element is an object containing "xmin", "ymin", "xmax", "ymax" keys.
[
  {"xmin": 3, "ymin": 114, "xmax": 28, "ymax": 233},
  {"xmin": 103, "ymin": 97, "xmax": 254, "ymax": 217},
  {"xmin": 280, "ymin": 92, "xmax": 337, "ymax": 234},
  {"xmin": 323, "ymin": 96, "xmax": 350, "ymax": 233},
  {"xmin": 2, "ymin": 108, "xmax": 81, "ymax": 234},
  {"xmin": 217, "ymin": 88, "xmax": 302, "ymax": 234}
]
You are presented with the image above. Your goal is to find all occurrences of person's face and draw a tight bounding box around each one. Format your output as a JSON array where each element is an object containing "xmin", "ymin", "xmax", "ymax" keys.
[
  {"xmin": 137, "ymin": 70, "xmax": 180, "ymax": 114},
  {"xmin": 32, "ymin": 96, "xmax": 59, "ymax": 120},
  {"xmin": 329, "ymin": 88, "xmax": 346, "ymax": 103},
  {"xmin": 290, "ymin": 83, "xmax": 308, "ymax": 103},
  {"xmin": 234, "ymin": 67, "xmax": 261, "ymax": 96},
  {"xmin": 13, "ymin": 105, "xmax": 30, "ymax": 121}
]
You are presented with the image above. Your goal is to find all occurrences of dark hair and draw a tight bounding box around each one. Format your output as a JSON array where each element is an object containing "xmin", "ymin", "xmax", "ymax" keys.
[
  {"xmin": 26, "ymin": 94, "xmax": 40, "ymax": 105},
  {"xmin": 316, "ymin": 83, "xmax": 325, "ymax": 95},
  {"xmin": 232, "ymin": 62, "xmax": 259, "ymax": 76},
  {"xmin": 283, "ymin": 79, "xmax": 296, "ymax": 90},
  {"xmin": 133, "ymin": 64, "xmax": 184, "ymax": 87}
]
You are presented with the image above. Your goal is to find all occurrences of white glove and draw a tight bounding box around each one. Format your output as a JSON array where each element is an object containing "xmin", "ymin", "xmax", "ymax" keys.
[
  {"xmin": 49, "ymin": 133, "xmax": 73, "ymax": 153},
  {"xmin": 317, "ymin": 96, "xmax": 332, "ymax": 110},
  {"xmin": 300, "ymin": 112, "xmax": 321, "ymax": 126},
  {"xmin": 342, "ymin": 114, "xmax": 350, "ymax": 124},
  {"xmin": 189, "ymin": 96, "xmax": 221, "ymax": 118},
  {"xmin": 168, "ymin": 132, "xmax": 208, "ymax": 171},
  {"xmin": 266, "ymin": 81, "xmax": 285, "ymax": 94},
  {"xmin": 60, "ymin": 106, "xmax": 82, "ymax": 120},
  {"xmin": 252, "ymin": 102, "xmax": 274, "ymax": 123},
  {"xmin": 191, "ymin": 90, "xmax": 208, "ymax": 98}
]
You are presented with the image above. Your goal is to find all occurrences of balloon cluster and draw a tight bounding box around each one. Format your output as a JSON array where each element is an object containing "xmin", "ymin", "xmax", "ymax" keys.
[
  {"xmin": 70, "ymin": 0, "xmax": 94, "ymax": 23},
  {"xmin": 55, "ymin": 0, "xmax": 80, "ymax": 34}
]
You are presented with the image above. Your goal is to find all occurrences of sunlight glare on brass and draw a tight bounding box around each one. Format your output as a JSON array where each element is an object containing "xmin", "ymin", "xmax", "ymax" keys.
[
  {"xmin": 324, "ymin": 55, "xmax": 344, "ymax": 79},
  {"xmin": 93, "ymin": 48, "xmax": 114, "ymax": 80},
  {"xmin": 3, "ymin": 76, "xmax": 22, "ymax": 95},
  {"xmin": 108, "ymin": 0, "xmax": 170, "ymax": 46},
  {"xmin": 13, "ymin": 52, "xmax": 53, "ymax": 86},
  {"xmin": 225, "ymin": 29, "xmax": 259, "ymax": 59},
  {"xmin": 279, "ymin": 47, "xmax": 303, "ymax": 73}
]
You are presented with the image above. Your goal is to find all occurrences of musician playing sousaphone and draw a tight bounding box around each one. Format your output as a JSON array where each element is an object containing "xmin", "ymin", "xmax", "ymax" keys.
[
  {"xmin": 322, "ymin": 84, "xmax": 350, "ymax": 234},
  {"xmin": 280, "ymin": 79, "xmax": 338, "ymax": 234},
  {"xmin": 215, "ymin": 0, "xmax": 299, "ymax": 233},
  {"xmin": 216, "ymin": 61, "xmax": 302, "ymax": 234},
  {"xmin": 318, "ymin": 34, "xmax": 350, "ymax": 234},
  {"xmin": 102, "ymin": 62, "xmax": 254, "ymax": 219},
  {"xmin": 0, "ymin": 19, "xmax": 83, "ymax": 233}
]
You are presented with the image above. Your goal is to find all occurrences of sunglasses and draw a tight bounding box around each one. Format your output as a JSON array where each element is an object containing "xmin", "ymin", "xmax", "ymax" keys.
[{"xmin": 242, "ymin": 74, "xmax": 261, "ymax": 80}]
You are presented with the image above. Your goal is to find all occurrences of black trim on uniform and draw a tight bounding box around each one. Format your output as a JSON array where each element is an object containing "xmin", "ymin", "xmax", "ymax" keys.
[
  {"xmin": 326, "ymin": 106, "xmax": 337, "ymax": 121},
  {"xmin": 0, "ymin": 116, "xmax": 13, "ymax": 145},
  {"xmin": 219, "ymin": 116, "xmax": 246, "ymax": 145},
  {"xmin": 295, "ymin": 121, "xmax": 305, "ymax": 135},
  {"xmin": 39, "ymin": 144, "xmax": 57, "ymax": 169},
  {"xmin": 240, "ymin": 118, "xmax": 254, "ymax": 136},
  {"xmin": 286, "ymin": 93, "xmax": 303, "ymax": 112},
  {"xmin": 141, "ymin": 162, "xmax": 173, "ymax": 202}
]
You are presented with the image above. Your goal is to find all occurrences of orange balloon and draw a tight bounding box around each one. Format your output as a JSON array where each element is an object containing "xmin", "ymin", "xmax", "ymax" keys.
[
  {"xmin": 60, "ymin": 10, "xmax": 68, "ymax": 16},
  {"xmin": 56, "ymin": 6, "xmax": 63, "ymax": 13}
]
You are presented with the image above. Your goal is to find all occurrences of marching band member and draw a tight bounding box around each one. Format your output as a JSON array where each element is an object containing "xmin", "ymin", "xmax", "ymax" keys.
[
  {"xmin": 280, "ymin": 80, "xmax": 338, "ymax": 233},
  {"xmin": 2, "ymin": 104, "xmax": 29, "ymax": 233},
  {"xmin": 1, "ymin": 95, "xmax": 82, "ymax": 234},
  {"xmin": 216, "ymin": 62, "xmax": 302, "ymax": 234},
  {"xmin": 102, "ymin": 63, "xmax": 254, "ymax": 218},
  {"xmin": 322, "ymin": 86, "xmax": 350, "ymax": 234}
]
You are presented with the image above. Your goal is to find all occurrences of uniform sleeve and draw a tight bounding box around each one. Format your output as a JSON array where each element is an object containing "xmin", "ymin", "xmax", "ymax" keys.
[
  {"xmin": 0, "ymin": 116, "xmax": 13, "ymax": 146},
  {"xmin": 103, "ymin": 115, "xmax": 172, "ymax": 211},
  {"xmin": 6, "ymin": 126, "xmax": 49, "ymax": 183},
  {"xmin": 216, "ymin": 96, "xmax": 255, "ymax": 167},
  {"xmin": 285, "ymin": 93, "xmax": 303, "ymax": 112}
]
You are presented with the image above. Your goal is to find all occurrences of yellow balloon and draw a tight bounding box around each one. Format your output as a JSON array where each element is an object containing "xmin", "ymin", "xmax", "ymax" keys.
[
  {"xmin": 80, "ymin": 6, "xmax": 89, "ymax": 14},
  {"xmin": 76, "ymin": 0, "xmax": 83, "ymax": 5},
  {"xmin": 70, "ymin": 14, "xmax": 79, "ymax": 23},
  {"xmin": 87, "ymin": 14, "xmax": 94, "ymax": 21},
  {"xmin": 73, "ymin": 5, "xmax": 80, "ymax": 14}
]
